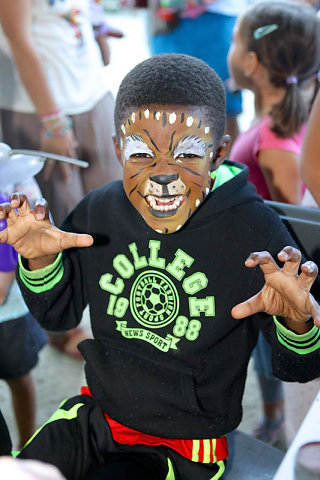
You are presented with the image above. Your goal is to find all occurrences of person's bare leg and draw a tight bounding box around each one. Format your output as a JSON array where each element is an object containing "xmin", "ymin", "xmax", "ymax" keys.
[
  {"xmin": 6, "ymin": 374, "xmax": 36, "ymax": 449},
  {"xmin": 252, "ymin": 374, "xmax": 285, "ymax": 445},
  {"xmin": 263, "ymin": 398, "xmax": 284, "ymax": 420}
]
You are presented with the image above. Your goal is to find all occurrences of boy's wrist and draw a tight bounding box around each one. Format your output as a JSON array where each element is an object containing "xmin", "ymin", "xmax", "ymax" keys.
[
  {"xmin": 28, "ymin": 255, "xmax": 58, "ymax": 271},
  {"xmin": 278, "ymin": 315, "xmax": 314, "ymax": 334}
]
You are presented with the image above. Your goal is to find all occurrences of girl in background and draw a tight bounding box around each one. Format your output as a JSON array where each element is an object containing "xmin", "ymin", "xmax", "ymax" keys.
[
  {"xmin": 0, "ymin": 179, "xmax": 47, "ymax": 449},
  {"xmin": 227, "ymin": 0, "xmax": 320, "ymax": 445}
]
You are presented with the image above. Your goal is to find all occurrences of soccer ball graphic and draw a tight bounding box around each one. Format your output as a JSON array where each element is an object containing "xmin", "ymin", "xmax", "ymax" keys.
[
  {"xmin": 130, "ymin": 271, "xmax": 179, "ymax": 328},
  {"xmin": 141, "ymin": 283, "xmax": 167, "ymax": 315}
]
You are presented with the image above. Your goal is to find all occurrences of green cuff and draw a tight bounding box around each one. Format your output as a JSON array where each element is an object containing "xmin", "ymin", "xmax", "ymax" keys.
[
  {"xmin": 18, "ymin": 252, "xmax": 64, "ymax": 293},
  {"xmin": 274, "ymin": 316, "xmax": 320, "ymax": 355}
]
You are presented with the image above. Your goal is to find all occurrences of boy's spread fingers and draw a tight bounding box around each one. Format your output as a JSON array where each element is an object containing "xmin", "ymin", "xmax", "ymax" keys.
[
  {"xmin": 0, "ymin": 202, "xmax": 11, "ymax": 219},
  {"xmin": 298, "ymin": 261, "xmax": 319, "ymax": 289},
  {"xmin": 278, "ymin": 246, "xmax": 301, "ymax": 275},
  {"xmin": 34, "ymin": 199, "xmax": 49, "ymax": 220},
  {"xmin": 231, "ymin": 293, "xmax": 262, "ymax": 319},
  {"xmin": 0, "ymin": 230, "xmax": 8, "ymax": 244},
  {"xmin": 308, "ymin": 295, "xmax": 320, "ymax": 328},
  {"xmin": 10, "ymin": 192, "xmax": 31, "ymax": 214},
  {"xmin": 6, "ymin": 205, "xmax": 18, "ymax": 224},
  {"xmin": 60, "ymin": 232, "xmax": 94, "ymax": 250},
  {"xmin": 245, "ymin": 251, "xmax": 278, "ymax": 273}
]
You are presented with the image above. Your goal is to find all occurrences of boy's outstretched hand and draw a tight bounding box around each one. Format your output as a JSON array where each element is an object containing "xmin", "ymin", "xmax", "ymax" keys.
[
  {"xmin": 232, "ymin": 246, "xmax": 320, "ymax": 332},
  {"xmin": 0, "ymin": 193, "xmax": 93, "ymax": 269}
]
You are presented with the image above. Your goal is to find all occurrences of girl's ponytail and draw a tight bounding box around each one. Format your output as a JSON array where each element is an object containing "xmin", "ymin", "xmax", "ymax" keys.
[
  {"xmin": 270, "ymin": 79, "xmax": 309, "ymax": 138},
  {"xmin": 240, "ymin": 0, "xmax": 320, "ymax": 138}
]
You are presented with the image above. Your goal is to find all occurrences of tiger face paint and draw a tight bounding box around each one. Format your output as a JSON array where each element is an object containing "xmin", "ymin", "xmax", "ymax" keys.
[{"xmin": 116, "ymin": 105, "xmax": 228, "ymax": 234}]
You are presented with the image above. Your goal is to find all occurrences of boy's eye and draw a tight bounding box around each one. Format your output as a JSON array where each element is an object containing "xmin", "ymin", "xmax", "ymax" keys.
[
  {"xmin": 173, "ymin": 136, "xmax": 207, "ymax": 160},
  {"xmin": 176, "ymin": 153, "xmax": 202, "ymax": 159},
  {"xmin": 130, "ymin": 152, "xmax": 152, "ymax": 158}
]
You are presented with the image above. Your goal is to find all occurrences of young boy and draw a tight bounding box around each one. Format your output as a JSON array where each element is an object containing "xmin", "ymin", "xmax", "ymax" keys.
[{"xmin": 0, "ymin": 54, "xmax": 320, "ymax": 480}]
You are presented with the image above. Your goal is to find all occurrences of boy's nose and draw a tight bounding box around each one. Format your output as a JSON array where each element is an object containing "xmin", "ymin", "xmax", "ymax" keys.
[{"xmin": 149, "ymin": 174, "xmax": 178, "ymax": 185}]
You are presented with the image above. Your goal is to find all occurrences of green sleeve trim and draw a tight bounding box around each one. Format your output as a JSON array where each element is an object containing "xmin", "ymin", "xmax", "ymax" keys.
[
  {"xmin": 18, "ymin": 252, "xmax": 64, "ymax": 293},
  {"xmin": 274, "ymin": 316, "xmax": 320, "ymax": 355}
]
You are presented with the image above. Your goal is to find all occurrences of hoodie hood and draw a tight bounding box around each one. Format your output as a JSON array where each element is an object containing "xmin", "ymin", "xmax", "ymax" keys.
[{"xmin": 180, "ymin": 160, "xmax": 263, "ymax": 231}]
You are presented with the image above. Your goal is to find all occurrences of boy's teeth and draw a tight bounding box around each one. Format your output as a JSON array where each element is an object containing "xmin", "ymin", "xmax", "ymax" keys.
[{"xmin": 146, "ymin": 195, "xmax": 183, "ymax": 211}]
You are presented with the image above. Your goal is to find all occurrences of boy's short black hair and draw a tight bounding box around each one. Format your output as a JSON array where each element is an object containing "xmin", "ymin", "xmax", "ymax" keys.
[{"xmin": 114, "ymin": 54, "xmax": 226, "ymax": 147}]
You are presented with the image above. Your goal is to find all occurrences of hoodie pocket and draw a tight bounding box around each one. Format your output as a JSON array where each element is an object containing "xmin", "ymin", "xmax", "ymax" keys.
[{"xmin": 79, "ymin": 338, "xmax": 210, "ymax": 434}]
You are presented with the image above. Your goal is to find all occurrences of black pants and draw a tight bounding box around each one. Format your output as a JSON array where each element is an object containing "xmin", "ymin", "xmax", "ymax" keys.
[
  {"xmin": 86, "ymin": 453, "xmax": 166, "ymax": 480},
  {"xmin": 0, "ymin": 409, "xmax": 12, "ymax": 456},
  {"xmin": 19, "ymin": 394, "xmax": 225, "ymax": 480}
]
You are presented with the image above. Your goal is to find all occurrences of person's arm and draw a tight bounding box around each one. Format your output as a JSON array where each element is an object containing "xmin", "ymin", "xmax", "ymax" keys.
[
  {"xmin": 0, "ymin": 0, "xmax": 77, "ymax": 179},
  {"xmin": 258, "ymin": 149, "xmax": 302, "ymax": 204},
  {"xmin": 0, "ymin": 271, "xmax": 14, "ymax": 305},
  {"xmin": 300, "ymin": 90, "xmax": 320, "ymax": 206}
]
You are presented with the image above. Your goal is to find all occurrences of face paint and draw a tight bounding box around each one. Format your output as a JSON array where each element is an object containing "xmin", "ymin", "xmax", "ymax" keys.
[
  {"xmin": 120, "ymin": 105, "xmax": 217, "ymax": 234},
  {"xmin": 124, "ymin": 135, "xmax": 154, "ymax": 163}
]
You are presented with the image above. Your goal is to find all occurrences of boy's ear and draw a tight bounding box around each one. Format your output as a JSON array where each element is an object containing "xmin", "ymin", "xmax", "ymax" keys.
[
  {"xmin": 113, "ymin": 135, "xmax": 123, "ymax": 166},
  {"xmin": 212, "ymin": 135, "xmax": 231, "ymax": 170}
]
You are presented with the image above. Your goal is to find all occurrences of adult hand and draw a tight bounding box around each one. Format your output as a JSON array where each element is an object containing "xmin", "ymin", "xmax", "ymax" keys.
[
  {"xmin": 40, "ymin": 129, "xmax": 79, "ymax": 182},
  {"xmin": 231, "ymin": 246, "xmax": 320, "ymax": 331}
]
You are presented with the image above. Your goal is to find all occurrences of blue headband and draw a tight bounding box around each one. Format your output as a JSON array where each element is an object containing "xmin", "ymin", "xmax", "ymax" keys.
[{"xmin": 253, "ymin": 24, "xmax": 279, "ymax": 40}]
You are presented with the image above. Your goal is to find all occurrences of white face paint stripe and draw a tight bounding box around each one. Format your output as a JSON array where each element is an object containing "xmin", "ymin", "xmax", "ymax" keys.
[
  {"xmin": 196, "ymin": 199, "xmax": 201, "ymax": 207},
  {"xmin": 169, "ymin": 112, "xmax": 177, "ymax": 124},
  {"xmin": 121, "ymin": 124, "xmax": 126, "ymax": 135},
  {"xmin": 186, "ymin": 116, "xmax": 194, "ymax": 127},
  {"xmin": 125, "ymin": 110, "xmax": 211, "ymax": 135},
  {"xmin": 173, "ymin": 136, "xmax": 206, "ymax": 159},
  {"xmin": 124, "ymin": 135, "xmax": 154, "ymax": 163}
]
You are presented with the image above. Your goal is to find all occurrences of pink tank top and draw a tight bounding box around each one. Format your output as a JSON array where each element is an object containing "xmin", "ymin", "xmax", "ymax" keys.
[{"xmin": 230, "ymin": 117, "xmax": 306, "ymax": 200}]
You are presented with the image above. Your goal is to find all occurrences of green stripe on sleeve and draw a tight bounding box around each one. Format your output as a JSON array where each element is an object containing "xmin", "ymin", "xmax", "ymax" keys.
[
  {"xmin": 18, "ymin": 252, "xmax": 64, "ymax": 293},
  {"xmin": 274, "ymin": 316, "xmax": 320, "ymax": 355}
]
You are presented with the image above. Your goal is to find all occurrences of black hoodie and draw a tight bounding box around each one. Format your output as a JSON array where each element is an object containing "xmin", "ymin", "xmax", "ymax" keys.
[{"xmin": 18, "ymin": 161, "xmax": 320, "ymax": 439}]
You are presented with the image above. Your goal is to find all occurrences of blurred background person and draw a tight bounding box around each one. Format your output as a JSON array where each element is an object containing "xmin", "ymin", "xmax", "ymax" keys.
[
  {"xmin": 227, "ymin": 0, "xmax": 320, "ymax": 446},
  {"xmin": 0, "ymin": 0, "xmax": 124, "ymax": 357},
  {"xmin": 0, "ymin": 179, "xmax": 47, "ymax": 449},
  {"xmin": 0, "ymin": 0, "xmax": 122, "ymax": 227},
  {"xmin": 142, "ymin": 0, "xmax": 247, "ymax": 143}
]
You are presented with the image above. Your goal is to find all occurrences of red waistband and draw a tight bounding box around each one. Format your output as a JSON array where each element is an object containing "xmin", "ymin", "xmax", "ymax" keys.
[{"xmin": 81, "ymin": 386, "xmax": 228, "ymax": 464}]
